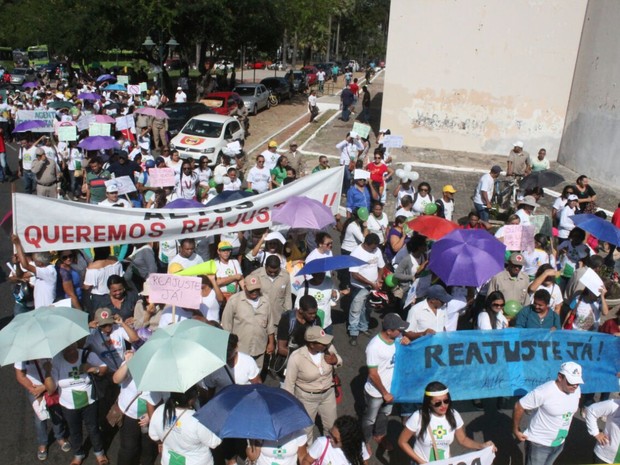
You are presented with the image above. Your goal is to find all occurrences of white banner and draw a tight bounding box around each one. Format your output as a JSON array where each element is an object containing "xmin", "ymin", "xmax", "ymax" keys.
[
  {"xmin": 428, "ymin": 446, "xmax": 495, "ymax": 465},
  {"xmin": 15, "ymin": 110, "xmax": 56, "ymax": 133},
  {"xmin": 14, "ymin": 167, "xmax": 344, "ymax": 252}
]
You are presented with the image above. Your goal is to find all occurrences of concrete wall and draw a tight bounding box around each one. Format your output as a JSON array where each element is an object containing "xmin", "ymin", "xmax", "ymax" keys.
[
  {"xmin": 382, "ymin": 0, "xmax": 587, "ymax": 160},
  {"xmin": 558, "ymin": 0, "xmax": 620, "ymax": 188}
]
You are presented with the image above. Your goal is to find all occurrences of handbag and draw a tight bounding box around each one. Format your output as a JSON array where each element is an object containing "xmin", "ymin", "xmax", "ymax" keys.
[
  {"xmin": 333, "ymin": 371, "xmax": 343, "ymax": 405},
  {"xmin": 106, "ymin": 392, "xmax": 142, "ymax": 427},
  {"xmin": 562, "ymin": 296, "xmax": 582, "ymax": 330},
  {"xmin": 33, "ymin": 361, "xmax": 60, "ymax": 406}
]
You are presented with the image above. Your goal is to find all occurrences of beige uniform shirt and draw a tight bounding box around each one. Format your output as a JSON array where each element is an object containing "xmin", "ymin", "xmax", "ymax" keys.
[
  {"xmin": 284, "ymin": 345, "xmax": 343, "ymax": 394},
  {"xmin": 249, "ymin": 267, "xmax": 292, "ymax": 330},
  {"xmin": 221, "ymin": 293, "xmax": 274, "ymax": 357},
  {"xmin": 508, "ymin": 150, "xmax": 530, "ymax": 176},
  {"xmin": 488, "ymin": 270, "xmax": 530, "ymax": 306}
]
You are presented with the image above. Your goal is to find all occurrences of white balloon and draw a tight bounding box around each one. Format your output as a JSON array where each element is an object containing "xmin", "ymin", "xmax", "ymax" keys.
[
  {"xmin": 395, "ymin": 169, "xmax": 405, "ymax": 179},
  {"xmin": 214, "ymin": 175, "xmax": 224, "ymax": 185},
  {"xmin": 407, "ymin": 171, "xmax": 420, "ymax": 182},
  {"xmin": 403, "ymin": 164, "xmax": 413, "ymax": 172},
  {"xmin": 222, "ymin": 176, "xmax": 231, "ymax": 185}
]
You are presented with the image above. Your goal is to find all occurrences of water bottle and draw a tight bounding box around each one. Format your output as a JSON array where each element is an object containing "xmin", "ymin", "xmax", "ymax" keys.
[{"xmin": 140, "ymin": 415, "xmax": 149, "ymax": 434}]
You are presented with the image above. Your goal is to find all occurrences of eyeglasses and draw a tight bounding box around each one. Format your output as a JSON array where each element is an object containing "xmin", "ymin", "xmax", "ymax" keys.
[
  {"xmin": 323, "ymin": 242, "xmax": 333, "ymax": 247},
  {"xmin": 491, "ymin": 303, "xmax": 505, "ymax": 308},
  {"xmin": 431, "ymin": 399, "xmax": 450, "ymax": 407}
]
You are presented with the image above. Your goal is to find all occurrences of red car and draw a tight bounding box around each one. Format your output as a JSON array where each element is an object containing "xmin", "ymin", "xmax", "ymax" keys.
[
  {"xmin": 247, "ymin": 61, "xmax": 267, "ymax": 70},
  {"xmin": 200, "ymin": 91, "xmax": 243, "ymax": 116},
  {"xmin": 301, "ymin": 66, "xmax": 318, "ymax": 86}
]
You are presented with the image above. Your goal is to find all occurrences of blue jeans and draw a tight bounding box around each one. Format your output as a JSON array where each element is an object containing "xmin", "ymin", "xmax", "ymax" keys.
[
  {"xmin": 28, "ymin": 393, "xmax": 67, "ymax": 446},
  {"xmin": 525, "ymin": 440, "xmax": 565, "ymax": 465},
  {"xmin": 362, "ymin": 392, "xmax": 393, "ymax": 441},
  {"xmin": 23, "ymin": 169, "xmax": 36, "ymax": 194},
  {"xmin": 341, "ymin": 106, "xmax": 351, "ymax": 122},
  {"xmin": 62, "ymin": 402, "xmax": 105, "ymax": 459},
  {"xmin": 474, "ymin": 202, "xmax": 490, "ymax": 222},
  {"xmin": 348, "ymin": 286, "xmax": 370, "ymax": 336},
  {"xmin": 342, "ymin": 164, "xmax": 351, "ymax": 193}
]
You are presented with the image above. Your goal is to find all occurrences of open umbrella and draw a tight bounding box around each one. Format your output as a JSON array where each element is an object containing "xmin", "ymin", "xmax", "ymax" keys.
[
  {"xmin": 428, "ymin": 229, "xmax": 506, "ymax": 287},
  {"xmin": 127, "ymin": 319, "xmax": 228, "ymax": 392},
  {"xmin": 296, "ymin": 255, "xmax": 367, "ymax": 276},
  {"xmin": 48, "ymin": 101, "xmax": 75, "ymax": 110},
  {"xmin": 406, "ymin": 216, "xmax": 459, "ymax": 241},
  {"xmin": 519, "ymin": 170, "xmax": 565, "ymax": 190},
  {"xmin": 194, "ymin": 384, "xmax": 313, "ymax": 440},
  {"xmin": 206, "ymin": 190, "xmax": 255, "ymax": 207},
  {"xmin": 77, "ymin": 92, "xmax": 102, "ymax": 101},
  {"xmin": 166, "ymin": 198, "xmax": 205, "ymax": 209},
  {"xmin": 78, "ymin": 135, "xmax": 120, "ymax": 151},
  {"xmin": 103, "ymin": 83, "xmax": 126, "ymax": 91},
  {"xmin": 13, "ymin": 120, "xmax": 47, "ymax": 132},
  {"xmin": 571, "ymin": 214, "xmax": 620, "ymax": 246},
  {"xmin": 93, "ymin": 114, "xmax": 116, "ymax": 124},
  {"xmin": 96, "ymin": 74, "xmax": 117, "ymax": 83},
  {"xmin": 22, "ymin": 81, "xmax": 39, "ymax": 88},
  {"xmin": 272, "ymin": 196, "xmax": 335, "ymax": 230},
  {"xmin": 0, "ymin": 307, "xmax": 89, "ymax": 366},
  {"xmin": 134, "ymin": 107, "xmax": 169, "ymax": 119}
]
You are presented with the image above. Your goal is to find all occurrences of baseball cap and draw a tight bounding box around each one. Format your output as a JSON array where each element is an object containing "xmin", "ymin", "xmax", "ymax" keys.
[
  {"xmin": 305, "ymin": 326, "xmax": 333, "ymax": 345},
  {"xmin": 155, "ymin": 156, "xmax": 166, "ymax": 165},
  {"xmin": 382, "ymin": 313, "xmax": 410, "ymax": 331},
  {"xmin": 94, "ymin": 308, "xmax": 115, "ymax": 326},
  {"xmin": 177, "ymin": 86, "xmax": 182, "ymax": 90},
  {"xmin": 145, "ymin": 159, "xmax": 156, "ymax": 169},
  {"xmin": 265, "ymin": 231, "xmax": 286, "ymax": 244},
  {"xmin": 514, "ymin": 141, "xmax": 524, "ymax": 148},
  {"xmin": 426, "ymin": 285, "xmax": 453, "ymax": 303},
  {"xmin": 218, "ymin": 241, "xmax": 233, "ymax": 251},
  {"xmin": 442, "ymin": 185, "xmax": 457, "ymax": 193},
  {"xmin": 168, "ymin": 263, "xmax": 184, "ymax": 274},
  {"xmin": 567, "ymin": 194, "xmax": 578, "ymax": 201},
  {"xmin": 268, "ymin": 140, "xmax": 278, "ymax": 148},
  {"xmin": 140, "ymin": 282, "xmax": 150, "ymax": 296},
  {"xmin": 290, "ymin": 141, "xmax": 298, "ymax": 147},
  {"xmin": 245, "ymin": 276, "xmax": 261, "ymax": 291},
  {"xmin": 509, "ymin": 252, "xmax": 525, "ymax": 266},
  {"xmin": 106, "ymin": 184, "xmax": 119, "ymax": 193},
  {"xmin": 559, "ymin": 361, "xmax": 584, "ymax": 384},
  {"xmin": 491, "ymin": 165, "xmax": 502, "ymax": 174}
]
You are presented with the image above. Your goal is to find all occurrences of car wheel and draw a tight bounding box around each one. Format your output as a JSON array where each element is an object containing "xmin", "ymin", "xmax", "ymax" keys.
[
  {"xmin": 252, "ymin": 104, "xmax": 257, "ymax": 116},
  {"xmin": 266, "ymin": 98, "xmax": 271, "ymax": 109}
]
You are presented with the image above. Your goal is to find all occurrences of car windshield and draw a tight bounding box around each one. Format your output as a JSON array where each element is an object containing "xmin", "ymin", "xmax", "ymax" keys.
[
  {"xmin": 203, "ymin": 98, "xmax": 224, "ymax": 108},
  {"xmin": 182, "ymin": 119, "xmax": 223, "ymax": 138},
  {"xmin": 163, "ymin": 106, "xmax": 188, "ymax": 119},
  {"xmin": 12, "ymin": 69, "xmax": 26, "ymax": 75},
  {"xmin": 234, "ymin": 87, "xmax": 256, "ymax": 96}
]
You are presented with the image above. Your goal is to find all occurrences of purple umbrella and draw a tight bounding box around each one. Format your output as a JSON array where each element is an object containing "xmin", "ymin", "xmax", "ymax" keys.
[
  {"xmin": 13, "ymin": 120, "xmax": 47, "ymax": 132},
  {"xmin": 77, "ymin": 92, "xmax": 102, "ymax": 101},
  {"xmin": 77, "ymin": 136, "xmax": 120, "ymax": 151},
  {"xmin": 96, "ymin": 74, "xmax": 117, "ymax": 83},
  {"xmin": 166, "ymin": 199, "xmax": 204, "ymax": 209},
  {"xmin": 272, "ymin": 196, "xmax": 335, "ymax": 229},
  {"xmin": 22, "ymin": 82, "xmax": 38, "ymax": 88},
  {"xmin": 428, "ymin": 229, "xmax": 506, "ymax": 287}
]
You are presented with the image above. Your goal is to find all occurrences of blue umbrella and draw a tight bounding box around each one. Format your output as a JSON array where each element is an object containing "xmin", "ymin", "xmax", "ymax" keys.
[
  {"xmin": 96, "ymin": 74, "xmax": 117, "ymax": 83},
  {"xmin": 571, "ymin": 214, "xmax": 620, "ymax": 246},
  {"xmin": 206, "ymin": 190, "xmax": 255, "ymax": 207},
  {"xmin": 13, "ymin": 120, "xmax": 47, "ymax": 132},
  {"xmin": 194, "ymin": 384, "xmax": 312, "ymax": 440},
  {"xmin": 103, "ymin": 83, "xmax": 126, "ymax": 91},
  {"xmin": 166, "ymin": 199, "xmax": 205, "ymax": 209},
  {"xmin": 78, "ymin": 136, "xmax": 120, "ymax": 151},
  {"xmin": 296, "ymin": 255, "xmax": 367, "ymax": 276}
]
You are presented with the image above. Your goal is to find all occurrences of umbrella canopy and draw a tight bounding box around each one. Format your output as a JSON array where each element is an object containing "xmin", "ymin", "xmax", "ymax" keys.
[
  {"xmin": 0, "ymin": 307, "xmax": 89, "ymax": 366},
  {"xmin": 134, "ymin": 107, "xmax": 169, "ymax": 119},
  {"xmin": 13, "ymin": 120, "xmax": 47, "ymax": 132},
  {"xmin": 194, "ymin": 384, "xmax": 313, "ymax": 440},
  {"xmin": 406, "ymin": 216, "xmax": 459, "ymax": 241},
  {"xmin": 520, "ymin": 170, "xmax": 565, "ymax": 190},
  {"xmin": 78, "ymin": 135, "xmax": 120, "ymax": 151},
  {"xmin": 166, "ymin": 199, "xmax": 205, "ymax": 209},
  {"xmin": 48, "ymin": 101, "xmax": 75, "ymax": 110},
  {"xmin": 96, "ymin": 74, "xmax": 117, "ymax": 83},
  {"xmin": 296, "ymin": 255, "xmax": 367, "ymax": 276},
  {"xmin": 428, "ymin": 229, "xmax": 506, "ymax": 287},
  {"xmin": 93, "ymin": 114, "xmax": 116, "ymax": 124},
  {"xmin": 77, "ymin": 92, "xmax": 102, "ymax": 101},
  {"xmin": 127, "ymin": 319, "xmax": 229, "ymax": 392},
  {"xmin": 272, "ymin": 196, "xmax": 335, "ymax": 230},
  {"xmin": 22, "ymin": 81, "xmax": 38, "ymax": 88},
  {"xmin": 103, "ymin": 83, "xmax": 126, "ymax": 91},
  {"xmin": 206, "ymin": 190, "xmax": 255, "ymax": 207},
  {"xmin": 571, "ymin": 214, "xmax": 620, "ymax": 246}
]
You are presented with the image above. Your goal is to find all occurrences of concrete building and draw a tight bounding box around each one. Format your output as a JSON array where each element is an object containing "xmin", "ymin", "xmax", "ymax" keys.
[{"xmin": 382, "ymin": 0, "xmax": 620, "ymax": 187}]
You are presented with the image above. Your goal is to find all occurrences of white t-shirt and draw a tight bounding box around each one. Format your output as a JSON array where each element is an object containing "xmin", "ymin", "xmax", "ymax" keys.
[
  {"xmin": 396, "ymin": 186, "xmax": 415, "ymax": 211},
  {"xmin": 477, "ymin": 311, "xmax": 509, "ymax": 330},
  {"xmin": 441, "ymin": 199, "xmax": 455, "ymax": 222},
  {"xmin": 530, "ymin": 283, "xmax": 563, "ymax": 310},
  {"xmin": 199, "ymin": 290, "xmax": 221, "ymax": 322},
  {"xmin": 341, "ymin": 222, "xmax": 364, "ymax": 252},
  {"xmin": 585, "ymin": 399, "xmax": 620, "ymax": 464},
  {"xmin": 232, "ymin": 352, "xmax": 260, "ymax": 384},
  {"xmin": 84, "ymin": 261, "xmax": 124, "ymax": 295},
  {"xmin": 169, "ymin": 253, "xmax": 204, "ymax": 271},
  {"xmin": 175, "ymin": 91, "xmax": 187, "ymax": 103},
  {"xmin": 14, "ymin": 359, "xmax": 50, "ymax": 386},
  {"xmin": 166, "ymin": 158, "xmax": 184, "ymax": 175},
  {"xmin": 305, "ymin": 247, "xmax": 333, "ymax": 264},
  {"xmin": 257, "ymin": 434, "xmax": 307, "ymax": 465},
  {"xmin": 34, "ymin": 265, "xmax": 57, "ymax": 308},
  {"xmin": 149, "ymin": 405, "xmax": 222, "ymax": 465},
  {"xmin": 301, "ymin": 277, "xmax": 334, "ymax": 328},
  {"xmin": 223, "ymin": 178, "xmax": 242, "ymax": 191},
  {"xmin": 367, "ymin": 213, "xmax": 389, "ymax": 243},
  {"xmin": 515, "ymin": 209, "xmax": 532, "ymax": 227},
  {"xmin": 364, "ymin": 334, "xmax": 396, "ymax": 398},
  {"xmin": 473, "ymin": 173, "xmax": 494, "ymax": 205},
  {"xmin": 261, "ymin": 150, "xmax": 280, "ymax": 171},
  {"xmin": 557, "ymin": 241, "xmax": 589, "ymax": 269},
  {"xmin": 51, "ymin": 350, "xmax": 106, "ymax": 409},
  {"xmin": 247, "ymin": 166, "xmax": 271, "ymax": 193},
  {"xmin": 411, "ymin": 193, "xmax": 433, "ymax": 216},
  {"xmin": 350, "ymin": 245, "xmax": 385, "ymax": 289},
  {"xmin": 176, "ymin": 172, "xmax": 199, "ymax": 199},
  {"xmin": 552, "ymin": 197, "xmax": 567, "ymax": 218},
  {"xmin": 520, "ymin": 380, "xmax": 580, "ymax": 447},
  {"xmin": 523, "ymin": 249, "xmax": 554, "ymax": 276},
  {"xmin": 407, "ymin": 300, "xmax": 447, "ymax": 333},
  {"xmin": 572, "ymin": 296, "xmax": 602, "ymax": 331},
  {"xmin": 99, "ymin": 198, "xmax": 132, "ymax": 208},
  {"xmin": 405, "ymin": 410, "xmax": 464, "ymax": 462},
  {"xmin": 20, "ymin": 146, "xmax": 37, "ymax": 170},
  {"xmin": 215, "ymin": 259, "xmax": 242, "ymax": 293},
  {"xmin": 117, "ymin": 371, "xmax": 164, "ymax": 420},
  {"xmin": 85, "ymin": 326, "xmax": 130, "ymax": 371},
  {"xmin": 68, "ymin": 148, "xmax": 82, "ymax": 171},
  {"xmin": 307, "ymin": 436, "xmax": 370, "ymax": 465}
]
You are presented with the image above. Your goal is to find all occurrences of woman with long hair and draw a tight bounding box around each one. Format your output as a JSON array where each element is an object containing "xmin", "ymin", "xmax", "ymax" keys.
[
  {"xmin": 411, "ymin": 182, "xmax": 434, "ymax": 217},
  {"xmin": 149, "ymin": 386, "xmax": 221, "ymax": 465},
  {"xmin": 552, "ymin": 185, "xmax": 576, "ymax": 225},
  {"xmin": 302, "ymin": 415, "xmax": 369, "ymax": 465},
  {"xmin": 528, "ymin": 264, "xmax": 563, "ymax": 314},
  {"xmin": 477, "ymin": 291, "xmax": 509, "ymax": 330},
  {"xmin": 176, "ymin": 160, "xmax": 200, "ymax": 200},
  {"xmin": 398, "ymin": 381, "xmax": 495, "ymax": 463},
  {"xmin": 271, "ymin": 155, "xmax": 289, "ymax": 188}
]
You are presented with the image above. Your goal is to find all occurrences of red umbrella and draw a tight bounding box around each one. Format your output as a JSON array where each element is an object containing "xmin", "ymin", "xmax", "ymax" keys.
[{"xmin": 406, "ymin": 215, "xmax": 459, "ymax": 241}]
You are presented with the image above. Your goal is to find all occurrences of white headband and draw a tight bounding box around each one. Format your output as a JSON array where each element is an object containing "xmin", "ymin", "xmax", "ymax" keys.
[{"xmin": 425, "ymin": 388, "xmax": 449, "ymax": 397}]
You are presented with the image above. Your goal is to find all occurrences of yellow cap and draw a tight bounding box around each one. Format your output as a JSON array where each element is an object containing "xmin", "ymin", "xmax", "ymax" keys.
[
  {"xmin": 442, "ymin": 184, "xmax": 457, "ymax": 193},
  {"xmin": 268, "ymin": 140, "xmax": 278, "ymax": 148},
  {"xmin": 168, "ymin": 263, "xmax": 184, "ymax": 274}
]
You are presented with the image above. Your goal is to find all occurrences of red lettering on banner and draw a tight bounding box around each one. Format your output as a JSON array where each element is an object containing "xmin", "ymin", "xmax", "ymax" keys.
[
  {"xmin": 149, "ymin": 222, "xmax": 165, "ymax": 238},
  {"xmin": 226, "ymin": 212, "xmax": 244, "ymax": 227},
  {"xmin": 322, "ymin": 192, "xmax": 337, "ymax": 207},
  {"xmin": 209, "ymin": 216, "xmax": 224, "ymax": 229},
  {"xmin": 94, "ymin": 225, "xmax": 106, "ymax": 241},
  {"xmin": 129, "ymin": 224, "xmax": 146, "ymax": 238},
  {"xmin": 256, "ymin": 207, "xmax": 270, "ymax": 223},
  {"xmin": 43, "ymin": 226, "xmax": 60, "ymax": 244},
  {"xmin": 109, "ymin": 225, "xmax": 127, "ymax": 242},
  {"xmin": 181, "ymin": 220, "xmax": 196, "ymax": 233},
  {"xmin": 76, "ymin": 225, "xmax": 91, "ymax": 243},
  {"xmin": 61, "ymin": 225, "xmax": 75, "ymax": 243},
  {"xmin": 196, "ymin": 217, "xmax": 210, "ymax": 232},
  {"xmin": 24, "ymin": 226, "xmax": 42, "ymax": 248}
]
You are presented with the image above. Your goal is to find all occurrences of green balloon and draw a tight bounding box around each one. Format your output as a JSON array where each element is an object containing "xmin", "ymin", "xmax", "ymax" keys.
[
  {"xmin": 504, "ymin": 250, "xmax": 512, "ymax": 262},
  {"xmin": 503, "ymin": 300, "xmax": 522, "ymax": 318},
  {"xmin": 208, "ymin": 178, "xmax": 217, "ymax": 188},
  {"xmin": 384, "ymin": 274, "xmax": 399, "ymax": 288},
  {"xmin": 424, "ymin": 203, "xmax": 438, "ymax": 215},
  {"xmin": 357, "ymin": 207, "xmax": 369, "ymax": 221}
]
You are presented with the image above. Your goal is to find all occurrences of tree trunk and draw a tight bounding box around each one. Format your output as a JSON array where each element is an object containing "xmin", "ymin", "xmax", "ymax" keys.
[
  {"xmin": 282, "ymin": 28, "xmax": 288, "ymax": 67},
  {"xmin": 195, "ymin": 43, "xmax": 201, "ymax": 71},
  {"xmin": 326, "ymin": 15, "xmax": 332, "ymax": 62},
  {"xmin": 335, "ymin": 18, "xmax": 341, "ymax": 61},
  {"xmin": 292, "ymin": 32, "xmax": 298, "ymax": 67}
]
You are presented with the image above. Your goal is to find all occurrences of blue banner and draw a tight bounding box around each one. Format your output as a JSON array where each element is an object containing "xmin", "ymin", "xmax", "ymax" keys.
[{"xmin": 392, "ymin": 329, "xmax": 620, "ymax": 403}]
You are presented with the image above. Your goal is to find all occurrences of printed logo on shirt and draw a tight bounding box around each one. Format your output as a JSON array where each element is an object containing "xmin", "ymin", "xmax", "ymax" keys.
[
  {"xmin": 69, "ymin": 366, "xmax": 80, "ymax": 380},
  {"xmin": 433, "ymin": 425, "xmax": 447, "ymax": 439},
  {"xmin": 272, "ymin": 447, "xmax": 287, "ymax": 460}
]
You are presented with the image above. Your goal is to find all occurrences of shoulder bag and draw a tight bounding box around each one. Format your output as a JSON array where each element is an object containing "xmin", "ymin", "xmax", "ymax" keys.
[{"xmin": 106, "ymin": 391, "xmax": 141, "ymax": 427}]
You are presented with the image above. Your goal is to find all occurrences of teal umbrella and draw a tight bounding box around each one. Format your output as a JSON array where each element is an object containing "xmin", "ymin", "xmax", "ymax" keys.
[
  {"xmin": 0, "ymin": 306, "xmax": 89, "ymax": 366},
  {"xmin": 48, "ymin": 101, "xmax": 75, "ymax": 110},
  {"xmin": 127, "ymin": 319, "xmax": 229, "ymax": 392}
]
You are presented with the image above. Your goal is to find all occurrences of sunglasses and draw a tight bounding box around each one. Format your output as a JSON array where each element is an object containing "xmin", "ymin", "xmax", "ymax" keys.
[
  {"xmin": 491, "ymin": 303, "xmax": 505, "ymax": 308},
  {"xmin": 323, "ymin": 242, "xmax": 333, "ymax": 247},
  {"xmin": 431, "ymin": 399, "xmax": 450, "ymax": 407},
  {"xmin": 60, "ymin": 254, "xmax": 73, "ymax": 260}
]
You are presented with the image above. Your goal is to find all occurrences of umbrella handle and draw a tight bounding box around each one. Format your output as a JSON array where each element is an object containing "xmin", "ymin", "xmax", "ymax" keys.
[{"xmin": 172, "ymin": 305, "xmax": 176, "ymax": 324}]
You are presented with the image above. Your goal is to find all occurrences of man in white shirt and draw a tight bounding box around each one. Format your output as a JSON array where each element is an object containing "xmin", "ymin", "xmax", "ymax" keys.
[
  {"xmin": 405, "ymin": 285, "xmax": 451, "ymax": 339},
  {"xmin": 513, "ymin": 362, "xmax": 583, "ymax": 465},
  {"xmin": 348, "ymin": 233, "xmax": 385, "ymax": 346},
  {"xmin": 515, "ymin": 195, "xmax": 538, "ymax": 227},
  {"xmin": 168, "ymin": 238, "xmax": 204, "ymax": 271},
  {"xmin": 473, "ymin": 165, "xmax": 501, "ymax": 222},
  {"xmin": 174, "ymin": 87, "xmax": 187, "ymax": 103},
  {"xmin": 98, "ymin": 184, "xmax": 132, "ymax": 208},
  {"xmin": 11, "ymin": 235, "xmax": 57, "ymax": 308},
  {"xmin": 261, "ymin": 140, "xmax": 280, "ymax": 171},
  {"xmin": 436, "ymin": 185, "xmax": 456, "ymax": 221}
]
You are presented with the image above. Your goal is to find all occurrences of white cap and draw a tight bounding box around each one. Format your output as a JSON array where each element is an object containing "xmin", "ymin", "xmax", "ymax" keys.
[
  {"xmin": 567, "ymin": 194, "xmax": 578, "ymax": 201},
  {"xmin": 353, "ymin": 169, "xmax": 370, "ymax": 181},
  {"xmin": 265, "ymin": 231, "xmax": 286, "ymax": 244},
  {"xmin": 177, "ymin": 86, "xmax": 182, "ymax": 90},
  {"xmin": 559, "ymin": 361, "xmax": 584, "ymax": 384},
  {"xmin": 139, "ymin": 142, "xmax": 150, "ymax": 150},
  {"xmin": 514, "ymin": 141, "xmax": 524, "ymax": 148},
  {"xmin": 106, "ymin": 184, "xmax": 119, "ymax": 193}
]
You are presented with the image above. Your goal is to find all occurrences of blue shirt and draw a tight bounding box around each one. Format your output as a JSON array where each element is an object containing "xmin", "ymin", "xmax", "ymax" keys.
[
  {"xmin": 514, "ymin": 305, "xmax": 561, "ymax": 329},
  {"xmin": 346, "ymin": 185, "xmax": 370, "ymax": 212}
]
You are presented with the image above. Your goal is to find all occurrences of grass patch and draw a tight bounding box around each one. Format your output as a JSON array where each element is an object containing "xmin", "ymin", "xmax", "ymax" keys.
[{"xmin": 294, "ymin": 109, "xmax": 338, "ymax": 145}]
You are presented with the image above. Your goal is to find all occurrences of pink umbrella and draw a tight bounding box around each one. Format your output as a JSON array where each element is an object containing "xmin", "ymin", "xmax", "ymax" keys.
[
  {"xmin": 272, "ymin": 196, "xmax": 335, "ymax": 229},
  {"xmin": 94, "ymin": 114, "xmax": 116, "ymax": 124},
  {"xmin": 134, "ymin": 107, "xmax": 168, "ymax": 119}
]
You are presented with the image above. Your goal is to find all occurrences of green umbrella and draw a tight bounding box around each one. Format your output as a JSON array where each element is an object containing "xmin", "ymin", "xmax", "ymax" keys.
[
  {"xmin": 48, "ymin": 101, "xmax": 75, "ymax": 110},
  {"xmin": 127, "ymin": 319, "xmax": 229, "ymax": 392},
  {"xmin": 0, "ymin": 306, "xmax": 89, "ymax": 366}
]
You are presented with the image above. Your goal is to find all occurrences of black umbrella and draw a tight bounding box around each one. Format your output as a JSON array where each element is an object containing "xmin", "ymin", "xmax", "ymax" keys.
[
  {"xmin": 519, "ymin": 170, "xmax": 565, "ymax": 190},
  {"xmin": 206, "ymin": 190, "xmax": 255, "ymax": 207}
]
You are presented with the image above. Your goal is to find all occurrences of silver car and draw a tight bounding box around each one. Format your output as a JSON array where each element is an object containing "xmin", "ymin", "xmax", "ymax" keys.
[{"xmin": 232, "ymin": 83, "xmax": 270, "ymax": 115}]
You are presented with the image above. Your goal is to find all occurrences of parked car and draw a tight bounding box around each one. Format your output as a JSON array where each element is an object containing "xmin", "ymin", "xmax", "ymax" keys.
[
  {"xmin": 267, "ymin": 61, "xmax": 287, "ymax": 71},
  {"xmin": 246, "ymin": 61, "xmax": 267, "ymax": 70},
  {"xmin": 170, "ymin": 114, "xmax": 245, "ymax": 164},
  {"xmin": 232, "ymin": 83, "xmax": 270, "ymax": 115},
  {"xmin": 300, "ymin": 66, "xmax": 318, "ymax": 86},
  {"xmin": 214, "ymin": 60, "xmax": 235, "ymax": 70},
  {"xmin": 10, "ymin": 67, "xmax": 36, "ymax": 85},
  {"xmin": 288, "ymin": 70, "xmax": 308, "ymax": 93},
  {"xmin": 260, "ymin": 77, "xmax": 292, "ymax": 102},
  {"xmin": 199, "ymin": 91, "xmax": 243, "ymax": 116},
  {"xmin": 162, "ymin": 102, "xmax": 214, "ymax": 138}
]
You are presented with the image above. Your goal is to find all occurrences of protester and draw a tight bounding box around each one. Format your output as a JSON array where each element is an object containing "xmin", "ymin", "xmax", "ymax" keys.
[
  {"xmin": 302, "ymin": 415, "xmax": 368, "ymax": 465},
  {"xmin": 585, "ymin": 399, "xmax": 620, "ymax": 464}
]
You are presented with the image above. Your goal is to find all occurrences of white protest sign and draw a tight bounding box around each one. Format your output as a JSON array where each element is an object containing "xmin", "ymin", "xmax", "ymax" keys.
[
  {"xmin": 139, "ymin": 82, "xmax": 148, "ymax": 92},
  {"xmin": 76, "ymin": 115, "xmax": 94, "ymax": 132},
  {"xmin": 149, "ymin": 168, "xmax": 177, "ymax": 188},
  {"xmin": 382, "ymin": 135, "xmax": 404, "ymax": 148},
  {"xmin": 502, "ymin": 225, "xmax": 535, "ymax": 251},
  {"xmin": 117, "ymin": 75, "xmax": 129, "ymax": 85},
  {"xmin": 127, "ymin": 85, "xmax": 141, "ymax": 95},
  {"xmin": 579, "ymin": 267, "xmax": 605, "ymax": 296},
  {"xmin": 352, "ymin": 122, "xmax": 371, "ymax": 139},
  {"xmin": 425, "ymin": 446, "xmax": 495, "ymax": 465},
  {"xmin": 115, "ymin": 115, "xmax": 135, "ymax": 131},
  {"xmin": 106, "ymin": 176, "xmax": 136, "ymax": 195},
  {"xmin": 89, "ymin": 122, "xmax": 111, "ymax": 136},
  {"xmin": 146, "ymin": 274, "xmax": 202, "ymax": 309},
  {"xmin": 58, "ymin": 125, "xmax": 77, "ymax": 142},
  {"xmin": 15, "ymin": 110, "xmax": 56, "ymax": 133}
]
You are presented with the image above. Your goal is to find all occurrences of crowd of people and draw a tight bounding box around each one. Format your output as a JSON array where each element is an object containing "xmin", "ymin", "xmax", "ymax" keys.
[{"xmin": 3, "ymin": 69, "xmax": 619, "ymax": 465}]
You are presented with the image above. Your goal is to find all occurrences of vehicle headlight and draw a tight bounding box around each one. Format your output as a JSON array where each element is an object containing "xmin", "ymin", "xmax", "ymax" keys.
[
  {"xmin": 170, "ymin": 143, "xmax": 176, "ymax": 149},
  {"xmin": 244, "ymin": 102, "xmax": 251, "ymax": 107},
  {"xmin": 203, "ymin": 148, "xmax": 215, "ymax": 153}
]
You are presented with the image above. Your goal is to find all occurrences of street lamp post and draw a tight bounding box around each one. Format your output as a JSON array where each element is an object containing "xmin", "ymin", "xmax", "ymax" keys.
[{"xmin": 142, "ymin": 34, "xmax": 179, "ymax": 98}]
